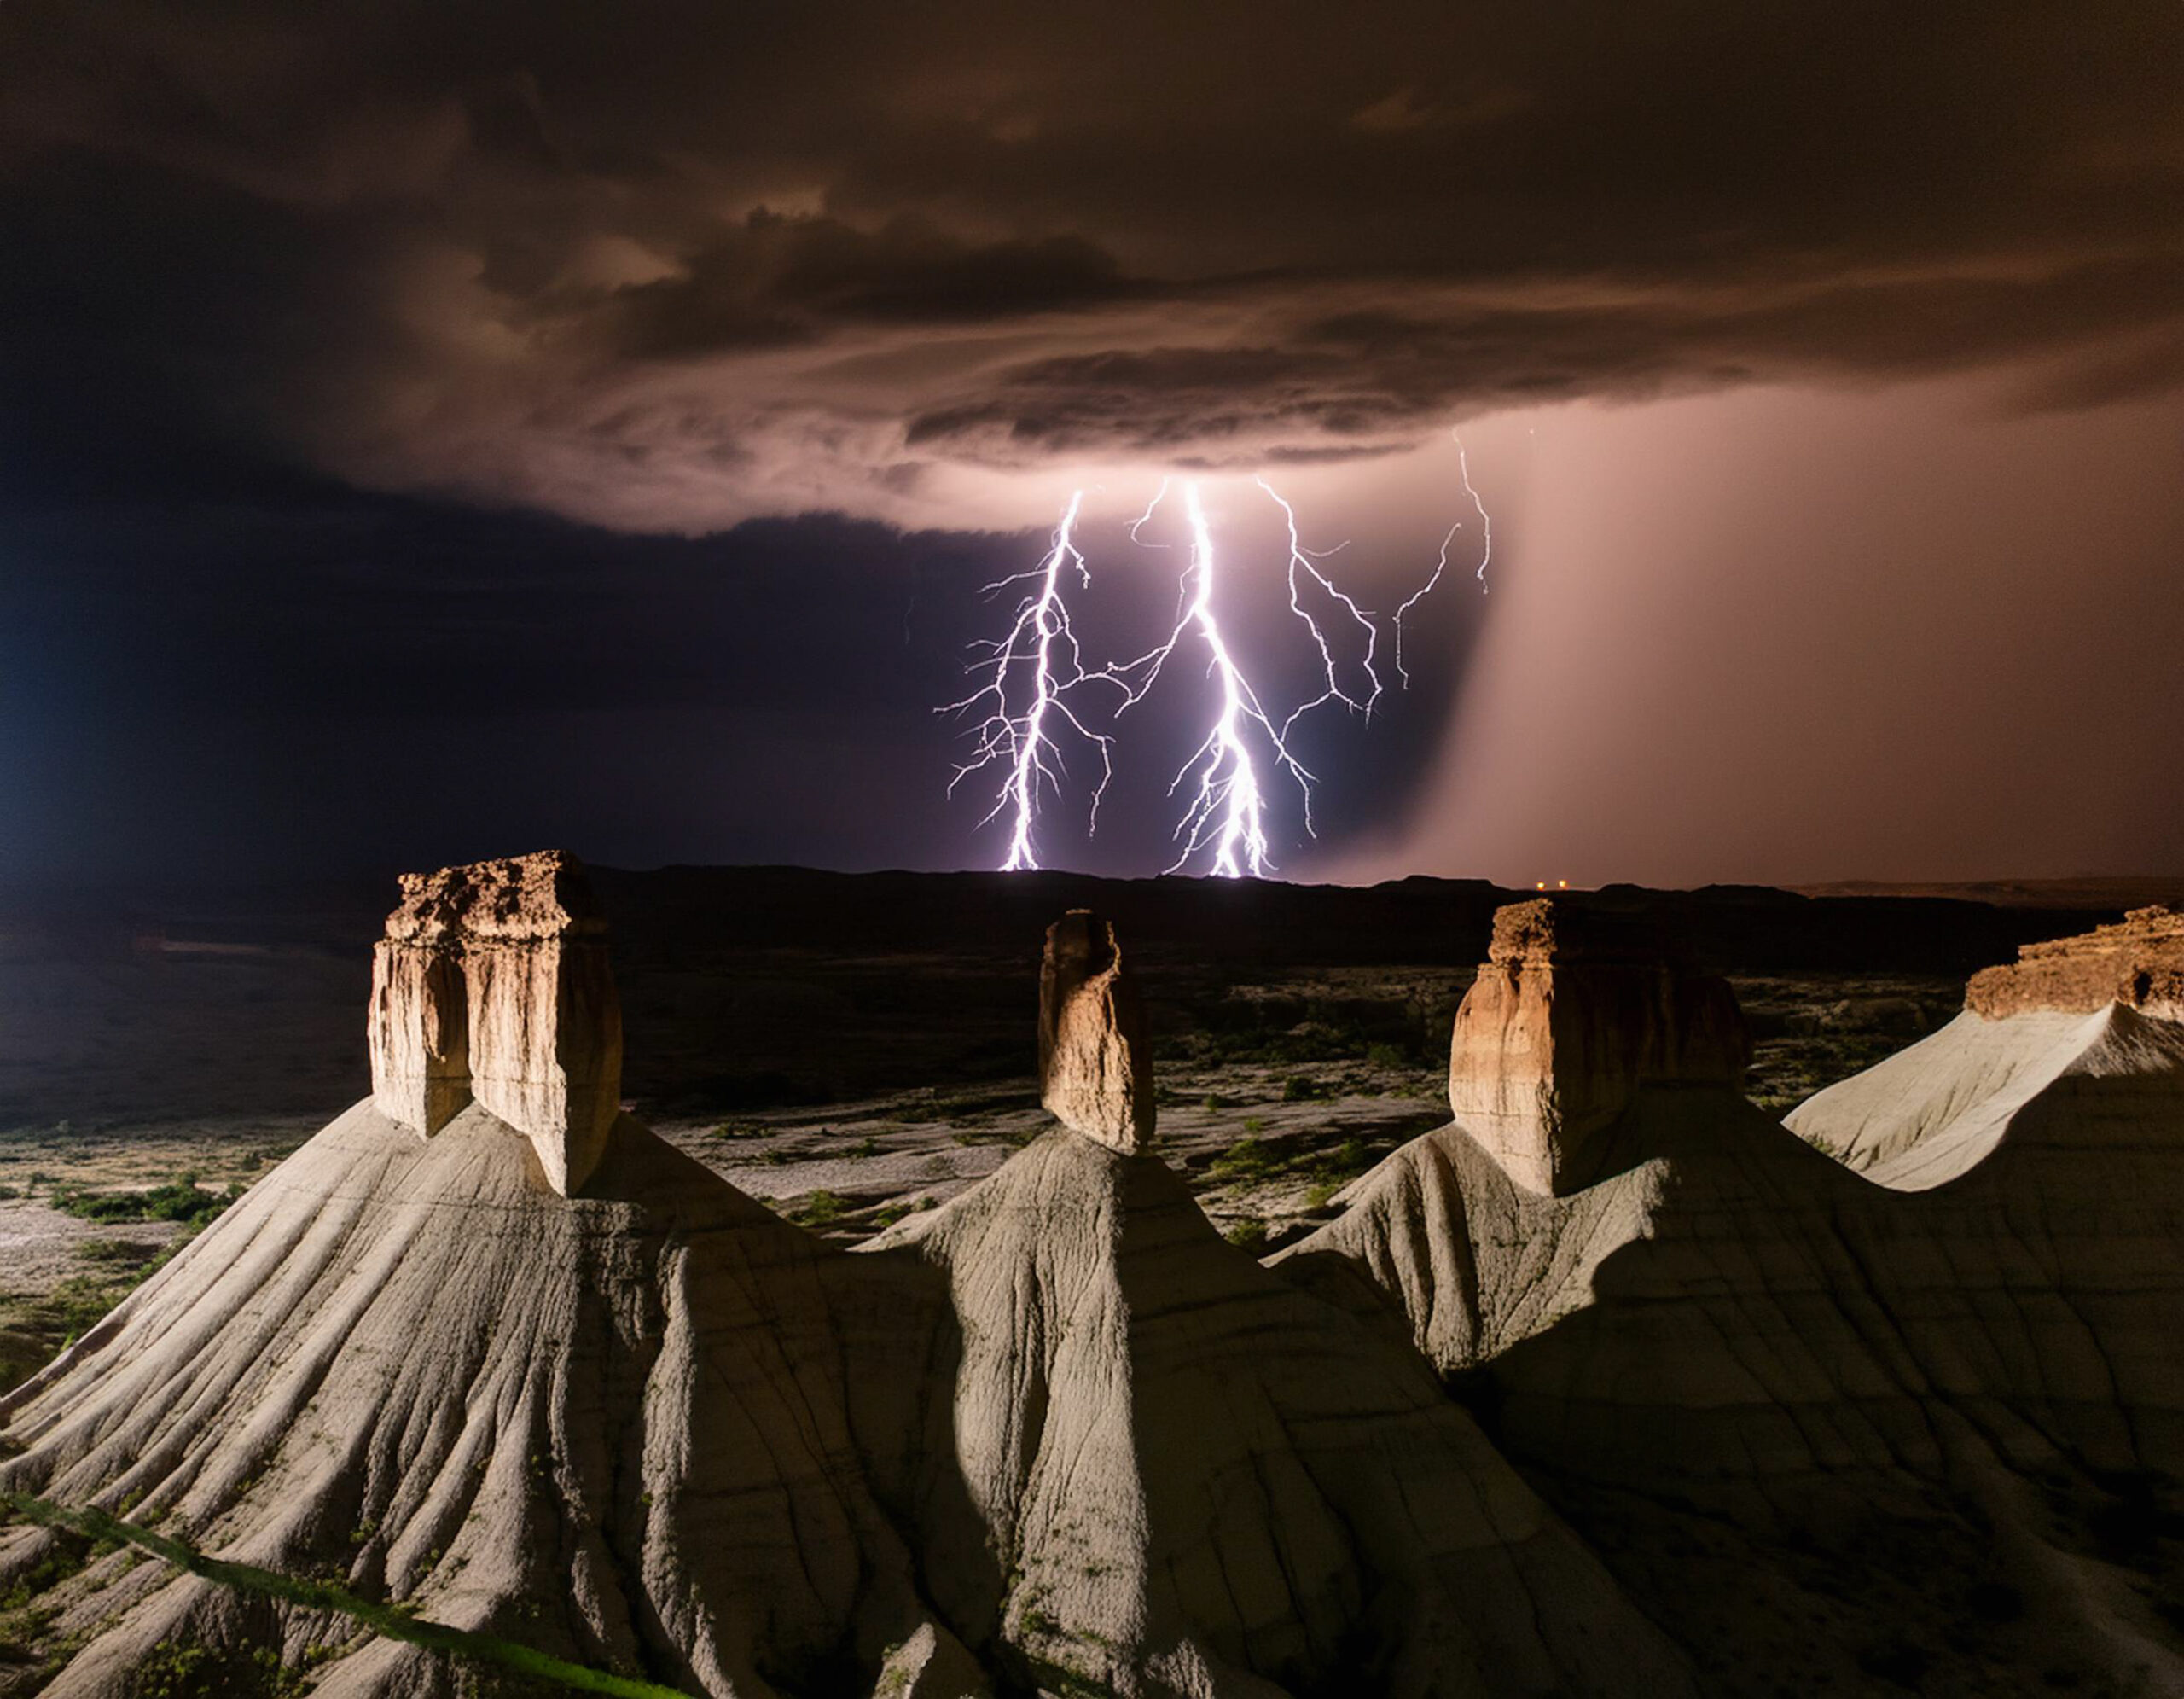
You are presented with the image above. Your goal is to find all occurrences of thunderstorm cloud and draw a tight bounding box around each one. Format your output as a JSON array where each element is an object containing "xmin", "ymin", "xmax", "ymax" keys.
[{"xmin": 3, "ymin": 0, "xmax": 2180, "ymax": 532}]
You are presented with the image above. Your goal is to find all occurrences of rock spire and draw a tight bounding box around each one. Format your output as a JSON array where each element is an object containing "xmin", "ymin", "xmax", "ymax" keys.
[
  {"xmin": 1037, "ymin": 910, "xmax": 1156, "ymax": 1151},
  {"xmin": 1448, "ymin": 898, "xmax": 1749, "ymax": 1194},
  {"xmin": 368, "ymin": 850, "xmax": 623, "ymax": 1195}
]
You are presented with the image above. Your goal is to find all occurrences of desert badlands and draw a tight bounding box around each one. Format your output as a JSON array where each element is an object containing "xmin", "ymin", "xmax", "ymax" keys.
[{"xmin": 3, "ymin": 854, "xmax": 2183, "ymax": 1697}]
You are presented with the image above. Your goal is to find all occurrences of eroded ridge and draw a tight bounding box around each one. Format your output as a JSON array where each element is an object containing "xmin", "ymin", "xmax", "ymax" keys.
[
  {"xmin": 369, "ymin": 849, "xmax": 623, "ymax": 1195},
  {"xmin": 1966, "ymin": 904, "xmax": 2184, "ymax": 1021}
]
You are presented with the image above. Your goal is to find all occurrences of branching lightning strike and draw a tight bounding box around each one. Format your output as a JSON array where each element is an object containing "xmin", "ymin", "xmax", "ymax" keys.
[
  {"xmin": 939, "ymin": 491, "xmax": 1112, "ymax": 871},
  {"xmin": 946, "ymin": 438, "xmax": 1493, "ymax": 877},
  {"xmin": 1395, "ymin": 433, "xmax": 1492, "ymax": 687},
  {"xmin": 1256, "ymin": 477, "xmax": 1383, "ymax": 736},
  {"xmin": 1099, "ymin": 480, "xmax": 1316, "ymax": 876}
]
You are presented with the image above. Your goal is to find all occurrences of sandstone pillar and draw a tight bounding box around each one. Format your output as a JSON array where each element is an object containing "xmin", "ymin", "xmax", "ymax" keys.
[
  {"xmin": 1039, "ymin": 911, "xmax": 1156, "ymax": 1152},
  {"xmin": 366, "ymin": 850, "xmax": 624, "ymax": 1196},
  {"xmin": 1449, "ymin": 899, "xmax": 1749, "ymax": 1195}
]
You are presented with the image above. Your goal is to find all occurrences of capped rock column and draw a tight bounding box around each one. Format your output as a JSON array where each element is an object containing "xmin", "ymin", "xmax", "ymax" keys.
[
  {"xmin": 459, "ymin": 852, "xmax": 624, "ymax": 1196},
  {"xmin": 365, "ymin": 851, "xmax": 624, "ymax": 1196},
  {"xmin": 368, "ymin": 909, "xmax": 470, "ymax": 1137},
  {"xmin": 1449, "ymin": 899, "xmax": 1749, "ymax": 1195},
  {"xmin": 1039, "ymin": 910, "xmax": 1155, "ymax": 1152}
]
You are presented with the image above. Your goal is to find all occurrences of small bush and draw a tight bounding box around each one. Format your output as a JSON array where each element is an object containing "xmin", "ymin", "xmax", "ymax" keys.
[
  {"xmin": 1210, "ymin": 1138, "xmax": 1280, "ymax": 1181},
  {"xmin": 49, "ymin": 1178, "xmax": 239, "ymax": 1228},
  {"xmin": 793, "ymin": 1190, "xmax": 848, "ymax": 1227},
  {"xmin": 1225, "ymin": 1218, "xmax": 1269, "ymax": 1251},
  {"xmin": 1364, "ymin": 1042, "xmax": 1411, "ymax": 1070},
  {"xmin": 1241, "ymin": 1115, "xmax": 1267, "ymax": 1134},
  {"xmin": 1281, "ymin": 1075, "xmax": 1322, "ymax": 1103}
]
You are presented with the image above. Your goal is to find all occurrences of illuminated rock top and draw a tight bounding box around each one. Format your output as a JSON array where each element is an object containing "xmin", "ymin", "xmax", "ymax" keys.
[
  {"xmin": 369, "ymin": 849, "xmax": 623, "ymax": 1196},
  {"xmin": 1449, "ymin": 899, "xmax": 1750, "ymax": 1195},
  {"xmin": 1037, "ymin": 910, "xmax": 1156, "ymax": 1152},
  {"xmin": 1966, "ymin": 905, "xmax": 2184, "ymax": 1021}
]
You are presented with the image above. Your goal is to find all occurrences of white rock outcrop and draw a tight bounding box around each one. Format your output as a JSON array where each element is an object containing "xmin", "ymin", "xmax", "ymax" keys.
[{"xmin": 368, "ymin": 851, "xmax": 623, "ymax": 1196}]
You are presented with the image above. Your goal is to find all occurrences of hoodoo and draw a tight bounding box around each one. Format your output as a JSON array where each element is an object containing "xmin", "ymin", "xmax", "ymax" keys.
[
  {"xmin": 1446, "ymin": 899, "xmax": 1750, "ymax": 1194},
  {"xmin": 1281, "ymin": 896, "xmax": 2184, "ymax": 1695},
  {"xmin": 1037, "ymin": 909, "xmax": 1156, "ymax": 1152},
  {"xmin": 1792, "ymin": 905, "xmax": 2184, "ymax": 1184},
  {"xmin": 369, "ymin": 850, "xmax": 624, "ymax": 1196},
  {"xmin": 0, "ymin": 855, "xmax": 973, "ymax": 1699}
]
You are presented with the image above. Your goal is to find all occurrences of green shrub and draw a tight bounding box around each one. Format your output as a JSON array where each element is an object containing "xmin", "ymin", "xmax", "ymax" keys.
[
  {"xmin": 1209, "ymin": 1138, "xmax": 1280, "ymax": 1181},
  {"xmin": 793, "ymin": 1190, "xmax": 848, "ymax": 1227},
  {"xmin": 49, "ymin": 1178, "xmax": 239, "ymax": 1228},
  {"xmin": 1225, "ymin": 1218, "xmax": 1269, "ymax": 1251}
]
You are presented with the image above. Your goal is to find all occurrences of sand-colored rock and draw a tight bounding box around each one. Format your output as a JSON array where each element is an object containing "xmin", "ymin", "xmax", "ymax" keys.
[
  {"xmin": 1446, "ymin": 899, "xmax": 1749, "ymax": 1194},
  {"xmin": 367, "ymin": 937, "xmax": 469, "ymax": 1136},
  {"xmin": 0, "ymin": 893, "xmax": 1697, "ymax": 1699},
  {"xmin": 366, "ymin": 851, "xmax": 624, "ymax": 1196},
  {"xmin": 1281, "ymin": 901, "xmax": 2184, "ymax": 1693},
  {"xmin": 868, "ymin": 1127, "xmax": 1693, "ymax": 1697},
  {"xmin": 1037, "ymin": 910, "xmax": 1155, "ymax": 1152},
  {"xmin": 1966, "ymin": 904, "xmax": 2184, "ymax": 1021},
  {"xmin": 0, "ymin": 1101, "xmax": 976, "ymax": 1699}
]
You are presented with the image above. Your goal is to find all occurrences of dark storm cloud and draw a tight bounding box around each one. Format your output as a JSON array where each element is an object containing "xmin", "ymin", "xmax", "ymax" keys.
[{"xmin": 2, "ymin": 0, "xmax": 2178, "ymax": 528}]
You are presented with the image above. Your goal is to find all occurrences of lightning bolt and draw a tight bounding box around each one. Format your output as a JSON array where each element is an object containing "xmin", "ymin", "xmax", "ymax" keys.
[
  {"xmin": 1394, "ymin": 433, "xmax": 1493, "ymax": 687},
  {"xmin": 1255, "ymin": 477, "xmax": 1384, "ymax": 736},
  {"xmin": 1101, "ymin": 480, "xmax": 1315, "ymax": 877},
  {"xmin": 940, "ymin": 491, "xmax": 1112, "ymax": 871},
  {"xmin": 950, "ymin": 451, "xmax": 1483, "ymax": 876}
]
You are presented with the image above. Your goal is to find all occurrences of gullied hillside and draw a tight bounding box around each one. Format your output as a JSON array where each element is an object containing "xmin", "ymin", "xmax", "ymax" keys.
[
  {"xmin": 0, "ymin": 859, "xmax": 1694, "ymax": 1699},
  {"xmin": 1281, "ymin": 900, "xmax": 2184, "ymax": 1696}
]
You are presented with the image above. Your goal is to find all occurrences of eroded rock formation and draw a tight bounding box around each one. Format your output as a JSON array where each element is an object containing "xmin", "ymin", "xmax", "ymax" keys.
[
  {"xmin": 1281, "ymin": 900, "xmax": 2184, "ymax": 1694},
  {"xmin": 0, "ymin": 890, "xmax": 1695, "ymax": 1698},
  {"xmin": 1447, "ymin": 898, "xmax": 1749, "ymax": 1194},
  {"xmin": 1966, "ymin": 904, "xmax": 2184, "ymax": 1021},
  {"xmin": 368, "ymin": 851, "xmax": 623, "ymax": 1196},
  {"xmin": 1037, "ymin": 909, "xmax": 1155, "ymax": 1152}
]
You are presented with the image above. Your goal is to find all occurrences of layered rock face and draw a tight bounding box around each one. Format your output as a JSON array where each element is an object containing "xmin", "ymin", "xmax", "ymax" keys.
[
  {"xmin": 1447, "ymin": 899, "xmax": 1749, "ymax": 1194},
  {"xmin": 1966, "ymin": 904, "xmax": 2184, "ymax": 1021},
  {"xmin": 1037, "ymin": 909, "xmax": 1155, "ymax": 1152},
  {"xmin": 368, "ymin": 851, "xmax": 623, "ymax": 1196}
]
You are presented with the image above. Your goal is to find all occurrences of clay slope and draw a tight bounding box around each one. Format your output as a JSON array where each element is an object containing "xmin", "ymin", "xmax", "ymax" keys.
[
  {"xmin": 0, "ymin": 1101, "xmax": 975, "ymax": 1699},
  {"xmin": 868, "ymin": 1126, "xmax": 1693, "ymax": 1699},
  {"xmin": 1783, "ymin": 1003, "xmax": 2184, "ymax": 1184},
  {"xmin": 1281, "ymin": 901, "xmax": 2184, "ymax": 1696}
]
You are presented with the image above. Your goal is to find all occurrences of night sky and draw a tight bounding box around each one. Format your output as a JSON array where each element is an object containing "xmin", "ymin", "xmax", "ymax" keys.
[{"xmin": 3, "ymin": 3, "xmax": 2181, "ymax": 893}]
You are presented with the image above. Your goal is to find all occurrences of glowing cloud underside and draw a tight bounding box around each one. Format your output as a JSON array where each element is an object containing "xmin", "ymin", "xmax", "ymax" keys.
[{"xmin": 946, "ymin": 444, "xmax": 1490, "ymax": 876}]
